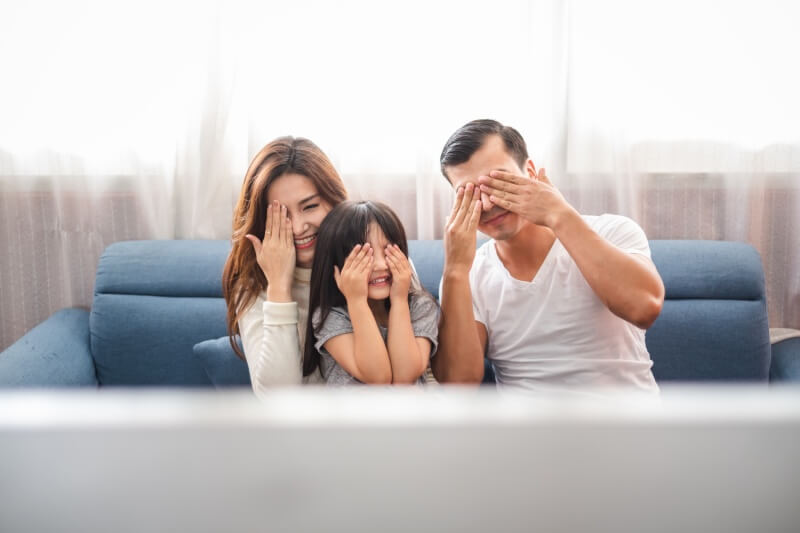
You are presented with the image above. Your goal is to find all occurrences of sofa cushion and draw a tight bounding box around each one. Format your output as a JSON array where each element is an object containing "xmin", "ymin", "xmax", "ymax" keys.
[
  {"xmin": 193, "ymin": 337, "xmax": 251, "ymax": 387},
  {"xmin": 770, "ymin": 337, "xmax": 800, "ymax": 382}
]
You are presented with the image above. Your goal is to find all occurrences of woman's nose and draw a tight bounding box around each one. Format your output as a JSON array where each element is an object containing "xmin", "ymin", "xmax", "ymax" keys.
[{"xmin": 292, "ymin": 216, "xmax": 307, "ymax": 236}]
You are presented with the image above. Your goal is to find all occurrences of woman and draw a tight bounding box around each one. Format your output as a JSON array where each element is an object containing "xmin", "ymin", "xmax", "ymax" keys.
[{"xmin": 222, "ymin": 136, "xmax": 347, "ymax": 393}]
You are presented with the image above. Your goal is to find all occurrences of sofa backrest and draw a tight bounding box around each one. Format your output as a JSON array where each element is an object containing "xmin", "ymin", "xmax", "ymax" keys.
[
  {"xmin": 91, "ymin": 241, "xmax": 229, "ymax": 385},
  {"xmin": 89, "ymin": 239, "xmax": 770, "ymax": 386},
  {"xmin": 646, "ymin": 240, "xmax": 770, "ymax": 381}
]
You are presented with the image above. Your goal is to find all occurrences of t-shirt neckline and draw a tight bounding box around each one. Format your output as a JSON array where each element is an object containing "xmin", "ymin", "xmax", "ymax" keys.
[{"xmin": 489, "ymin": 237, "xmax": 560, "ymax": 286}]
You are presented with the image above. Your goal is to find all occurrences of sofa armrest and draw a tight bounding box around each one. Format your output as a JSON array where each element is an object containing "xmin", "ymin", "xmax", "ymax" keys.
[
  {"xmin": 769, "ymin": 329, "xmax": 800, "ymax": 383},
  {"xmin": 0, "ymin": 308, "xmax": 97, "ymax": 387}
]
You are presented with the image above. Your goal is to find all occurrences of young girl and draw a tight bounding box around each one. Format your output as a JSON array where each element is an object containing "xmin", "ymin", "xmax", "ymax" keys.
[{"xmin": 304, "ymin": 201, "xmax": 440, "ymax": 385}]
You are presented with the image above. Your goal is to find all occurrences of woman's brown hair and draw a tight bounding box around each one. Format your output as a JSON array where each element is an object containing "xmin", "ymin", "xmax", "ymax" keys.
[{"xmin": 222, "ymin": 136, "xmax": 347, "ymax": 359}]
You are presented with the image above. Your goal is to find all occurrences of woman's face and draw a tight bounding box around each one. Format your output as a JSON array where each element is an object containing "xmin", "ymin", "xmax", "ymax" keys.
[{"xmin": 266, "ymin": 173, "xmax": 332, "ymax": 268}]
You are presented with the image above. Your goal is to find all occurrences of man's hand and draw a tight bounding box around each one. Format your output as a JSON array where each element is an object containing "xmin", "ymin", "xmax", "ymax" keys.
[
  {"xmin": 245, "ymin": 201, "xmax": 296, "ymax": 302},
  {"xmin": 334, "ymin": 244, "xmax": 373, "ymax": 303},
  {"xmin": 444, "ymin": 182, "xmax": 482, "ymax": 275},
  {"xmin": 385, "ymin": 244, "xmax": 412, "ymax": 302},
  {"xmin": 477, "ymin": 166, "xmax": 574, "ymax": 229}
]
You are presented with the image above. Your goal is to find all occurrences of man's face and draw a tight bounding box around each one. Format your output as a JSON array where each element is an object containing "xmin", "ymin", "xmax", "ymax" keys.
[{"xmin": 445, "ymin": 135, "xmax": 529, "ymax": 241}]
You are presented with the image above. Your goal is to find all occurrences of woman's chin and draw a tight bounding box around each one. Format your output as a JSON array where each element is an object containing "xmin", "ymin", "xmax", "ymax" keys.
[{"xmin": 295, "ymin": 246, "xmax": 315, "ymax": 268}]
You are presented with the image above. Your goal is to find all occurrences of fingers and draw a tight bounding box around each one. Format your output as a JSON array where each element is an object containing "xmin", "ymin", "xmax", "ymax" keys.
[
  {"xmin": 488, "ymin": 194, "xmax": 516, "ymax": 211},
  {"xmin": 343, "ymin": 243, "xmax": 372, "ymax": 274},
  {"xmin": 274, "ymin": 202, "xmax": 283, "ymax": 239},
  {"xmin": 342, "ymin": 244, "xmax": 363, "ymax": 270},
  {"xmin": 283, "ymin": 215, "xmax": 292, "ymax": 248},
  {"xmin": 354, "ymin": 244, "xmax": 373, "ymax": 273},
  {"xmin": 451, "ymin": 183, "xmax": 477, "ymax": 228},
  {"xmin": 487, "ymin": 170, "xmax": 527, "ymax": 186},
  {"xmin": 244, "ymin": 234, "xmax": 262, "ymax": 255},
  {"xmin": 477, "ymin": 176, "xmax": 520, "ymax": 199},
  {"xmin": 536, "ymin": 167, "xmax": 552, "ymax": 185},
  {"xmin": 333, "ymin": 265, "xmax": 341, "ymax": 286},
  {"xmin": 446, "ymin": 184, "xmax": 465, "ymax": 225},
  {"xmin": 467, "ymin": 194, "xmax": 482, "ymax": 231},
  {"xmin": 385, "ymin": 244, "xmax": 408, "ymax": 272}
]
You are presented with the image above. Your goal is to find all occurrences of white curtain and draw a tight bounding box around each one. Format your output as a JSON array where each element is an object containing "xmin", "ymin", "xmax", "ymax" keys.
[{"xmin": 1, "ymin": 0, "xmax": 798, "ymax": 350}]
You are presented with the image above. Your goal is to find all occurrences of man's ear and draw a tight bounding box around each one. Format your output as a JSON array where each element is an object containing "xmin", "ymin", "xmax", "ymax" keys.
[{"xmin": 526, "ymin": 159, "xmax": 537, "ymax": 179}]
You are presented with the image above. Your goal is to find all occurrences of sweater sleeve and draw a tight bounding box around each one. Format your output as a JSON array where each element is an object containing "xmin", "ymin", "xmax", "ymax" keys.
[{"xmin": 238, "ymin": 293, "xmax": 304, "ymax": 393}]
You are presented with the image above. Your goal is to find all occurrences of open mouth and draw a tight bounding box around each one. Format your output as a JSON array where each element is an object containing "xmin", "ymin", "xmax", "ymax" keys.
[
  {"xmin": 294, "ymin": 234, "xmax": 316, "ymax": 250},
  {"xmin": 368, "ymin": 275, "xmax": 392, "ymax": 287}
]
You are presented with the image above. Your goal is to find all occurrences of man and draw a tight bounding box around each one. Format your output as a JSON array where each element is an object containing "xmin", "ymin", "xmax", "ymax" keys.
[{"xmin": 432, "ymin": 119, "xmax": 664, "ymax": 393}]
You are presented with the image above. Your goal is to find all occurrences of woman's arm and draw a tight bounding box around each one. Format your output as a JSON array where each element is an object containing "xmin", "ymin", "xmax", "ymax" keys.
[
  {"xmin": 239, "ymin": 200, "xmax": 305, "ymax": 393},
  {"xmin": 238, "ymin": 295, "xmax": 303, "ymax": 393}
]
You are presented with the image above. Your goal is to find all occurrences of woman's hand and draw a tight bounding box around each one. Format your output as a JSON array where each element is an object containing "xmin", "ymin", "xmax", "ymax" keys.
[
  {"xmin": 385, "ymin": 244, "xmax": 412, "ymax": 302},
  {"xmin": 334, "ymin": 243, "xmax": 373, "ymax": 303},
  {"xmin": 245, "ymin": 200, "xmax": 296, "ymax": 302}
]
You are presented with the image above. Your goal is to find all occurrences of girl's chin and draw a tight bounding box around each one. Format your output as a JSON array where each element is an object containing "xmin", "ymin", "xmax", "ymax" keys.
[{"xmin": 367, "ymin": 286, "xmax": 391, "ymax": 299}]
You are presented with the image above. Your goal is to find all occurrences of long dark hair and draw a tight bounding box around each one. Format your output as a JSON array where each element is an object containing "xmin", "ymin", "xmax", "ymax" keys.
[
  {"xmin": 303, "ymin": 201, "xmax": 425, "ymax": 377},
  {"xmin": 222, "ymin": 136, "xmax": 347, "ymax": 359}
]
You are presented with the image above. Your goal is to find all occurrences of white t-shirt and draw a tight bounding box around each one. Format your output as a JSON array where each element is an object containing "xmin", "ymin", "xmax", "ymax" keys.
[{"xmin": 469, "ymin": 214, "xmax": 659, "ymax": 394}]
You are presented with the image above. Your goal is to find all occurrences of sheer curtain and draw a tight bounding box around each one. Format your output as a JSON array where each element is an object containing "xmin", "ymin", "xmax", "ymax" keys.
[{"xmin": 1, "ymin": 0, "xmax": 798, "ymax": 350}]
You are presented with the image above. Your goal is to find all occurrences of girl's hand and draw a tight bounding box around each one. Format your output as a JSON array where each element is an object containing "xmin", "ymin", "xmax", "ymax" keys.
[
  {"xmin": 385, "ymin": 244, "xmax": 412, "ymax": 302},
  {"xmin": 334, "ymin": 243, "xmax": 373, "ymax": 303},
  {"xmin": 245, "ymin": 201, "xmax": 295, "ymax": 302}
]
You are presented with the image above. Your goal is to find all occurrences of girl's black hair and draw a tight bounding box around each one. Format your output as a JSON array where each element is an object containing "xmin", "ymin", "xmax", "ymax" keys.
[{"xmin": 303, "ymin": 200, "xmax": 425, "ymax": 377}]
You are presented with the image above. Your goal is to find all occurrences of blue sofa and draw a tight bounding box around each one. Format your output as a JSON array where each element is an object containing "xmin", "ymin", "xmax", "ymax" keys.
[{"xmin": 1, "ymin": 239, "xmax": 798, "ymax": 387}]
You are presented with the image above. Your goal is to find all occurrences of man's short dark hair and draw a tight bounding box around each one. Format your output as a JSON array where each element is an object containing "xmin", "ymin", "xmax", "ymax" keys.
[{"xmin": 439, "ymin": 119, "xmax": 528, "ymax": 180}]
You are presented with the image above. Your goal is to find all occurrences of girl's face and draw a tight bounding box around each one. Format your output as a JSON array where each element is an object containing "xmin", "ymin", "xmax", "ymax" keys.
[
  {"xmin": 266, "ymin": 173, "xmax": 332, "ymax": 268},
  {"xmin": 365, "ymin": 222, "xmax": 393, "ymax": 301}
]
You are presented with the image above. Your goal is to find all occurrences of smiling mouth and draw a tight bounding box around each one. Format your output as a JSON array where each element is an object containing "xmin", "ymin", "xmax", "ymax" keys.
[
  {"xmin": 369, "ymin": 276, "xmax": 392, "ymax": 286},
  {"xmin": 294, "ymin": 234, "xmax": 316, "ymax": 250},
  {"xmin": 483, "ymin": 211, "xmax": 509, "ymax": 225}
]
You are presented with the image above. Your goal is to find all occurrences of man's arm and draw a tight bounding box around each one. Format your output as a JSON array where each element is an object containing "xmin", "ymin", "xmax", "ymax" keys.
[
  {"xmin": 432, "ymin": 183, "xmax": 486, "ymax": 383},
  {"xmin": 551, "ymin": 210, "xmax": 664, "ymax": 329},
  {"xmin": 479, "ymin": 167, "xmax": 664, "ymax": 329}
]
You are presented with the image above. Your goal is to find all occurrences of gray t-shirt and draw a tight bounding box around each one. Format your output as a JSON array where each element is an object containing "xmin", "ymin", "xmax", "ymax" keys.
[{"xmin": 311, "ymin": 293, "xmax": 440, "ymax": 386}]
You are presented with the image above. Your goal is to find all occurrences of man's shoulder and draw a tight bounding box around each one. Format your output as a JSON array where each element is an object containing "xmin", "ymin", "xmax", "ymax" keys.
[{"xmin": 583, "ymin": 213, "xmax": 640, "ymax": 231}]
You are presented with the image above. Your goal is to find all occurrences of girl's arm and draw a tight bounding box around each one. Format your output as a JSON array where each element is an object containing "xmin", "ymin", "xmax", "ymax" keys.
[
  {"xmin": 325, "ymin": 244, "xmax": 392, "ymax": 384},
  {"xmin": 385, "ymin": 245, "xmax": 431, "ymax": 384},
  {"xmin": 386, "ymin": 298, "xmax": 431, "ymax": 384}
]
